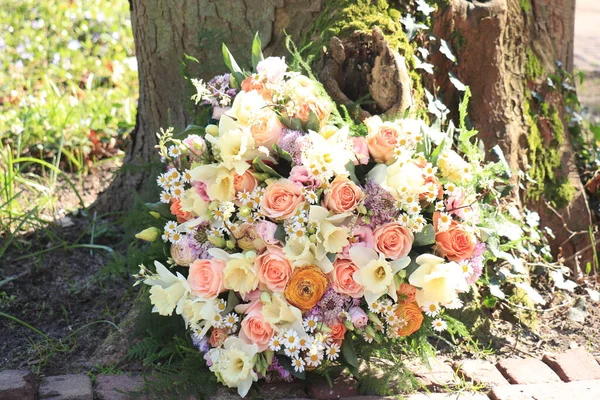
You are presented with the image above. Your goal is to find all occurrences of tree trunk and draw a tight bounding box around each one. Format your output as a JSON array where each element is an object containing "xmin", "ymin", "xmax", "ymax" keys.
[{"xmin": 96, "ymin": 0, "xmax": 594, "ymax": 270}]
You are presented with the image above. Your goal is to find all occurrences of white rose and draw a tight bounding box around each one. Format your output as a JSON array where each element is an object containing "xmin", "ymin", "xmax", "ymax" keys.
[
  {"xmin": 368, "ymin": 161, "xmax": 427, "ymax": 201},
  {"xmin": 256, "ymin": 56, "xmax": 287, "ymax": 83}
]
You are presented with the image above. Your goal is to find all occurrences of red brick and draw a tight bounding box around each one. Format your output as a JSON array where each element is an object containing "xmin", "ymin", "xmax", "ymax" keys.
[
  {"xmin": 542, "ymin": 347, "xmax": 600, "ymax": 382},
  {"xmin": 490, "ymin": 380, "xmax": 600, "ymax": 400},
  {"xmin": 0, "ymin": 370, "xmax": 36, "ymax": 400},
  {"xmin": 405, "ymin": 393, "xmax": 490, "ymax": 399},
  {"xmin": 454, "ymin": 360, "xmax": 509, "ymax": 387},
  {"xmin": 306, "ymin": 375, "xmax": 358, "ymax": 399},
  {"xmin": 495, "ymin": 358, "xmax": 561, "ymax": 384},
  {"xmin": 95, "ymin": 374, "xmax": 146, "ymax": 400},
  {"xmin": 407, "ymin": 358, "xmax": 459, "ymax": 389}
]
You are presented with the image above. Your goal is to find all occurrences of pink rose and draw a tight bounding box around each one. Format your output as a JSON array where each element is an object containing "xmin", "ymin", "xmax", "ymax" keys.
[
  {"xmin": 233, "ymin": 169, "xmax": 258, "ymax": 194},
  {"xmin": 255, "ymin": 220, "xmax": 280, "ymax": 247},
  {"xmin": 323, "ymin": 175, "xmax": 364, "ymax": 213},
  {"xmin": 289, "ymin": 165, "xmax": 321, "ymax": 189},
  {"xmin": 191, "ymin": 181, "xmax": 210, "ymax": 202},
  {"xmin": 260, "ymin": 179, "xmax": 305, "ymax": 219},
  {"xmin": 250, "ymin": 113, "xmax": 283, "ymax": 148},
  {"xmin": 329, "ymin": 257, "xmax": 364, "ymax": 298},
  {"xmin": 373, "ymin": 222, "xmax": 414, "ymax": 259},
  {"xmin": 342, "ymin": 226, "xmax": 374, "ymax": 258},
  {"xmin": 256, "ymin": 246, "xmax": 293, "ymax": 292},
  {"xmin": 352, "ymin": 137, "xmax": 369, "ymax": 165},
  {"xmin": 183, "ymin": 134, "xmax": 207, "ymax": 156},
  {"xmin": 188, "ymin": 259, "xmax": 226, "ymax": 299},
  {"xmin": 348, "ymin": 306, "xmax": 368, "ymax": 328},
  {"xmin": 208, "ymin": 328, "xmax": 228, "ymax": 347},
  {"xmin": 239, "ymin": 305, "xmax": 274, "ymax": 352}
]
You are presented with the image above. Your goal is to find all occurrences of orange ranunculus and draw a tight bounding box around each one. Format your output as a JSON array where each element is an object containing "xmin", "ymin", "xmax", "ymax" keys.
[
  {"xmin": 433, "ymin": 212, "xmax": 477, "ymax": 261},
  {"xmin": 396, "ymin": 283, "xmax": 417, "ymax": 304},
  {"xmin": 394, "ymin": 301, "xmax": 423, "ymax": 337},
  {"xmin": 284, "ymin": 265, "xmax": 329, "ymax": 312}
]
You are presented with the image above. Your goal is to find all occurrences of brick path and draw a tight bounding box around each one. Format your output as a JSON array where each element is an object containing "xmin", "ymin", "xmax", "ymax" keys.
[{"xmin": 2, "ymin": 346, "xmax": 600, "ymax": 399}]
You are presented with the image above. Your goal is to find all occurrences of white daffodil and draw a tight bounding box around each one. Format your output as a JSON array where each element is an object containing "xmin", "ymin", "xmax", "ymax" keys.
[
  {"xmin": 207, "ymin": 118, "xmax": 256, "ymax": 175},
  {"xmin": 180, "ymin": 298, "xmax": 219, "ymax": 337},
  {"xmin": 207, "ymin": 337, "xmax": 259, "ymax": 397},
  {"xmin": 301, "ymin": 126, "xmax": 353, "ymax": 179},
  {"xmin": 144, "ymin": 261, "xmax": 189, "ymax": 316},
  {"xmin": 308, "ymin": 205, "xmax": 351, "ymax": 261},
  {"xmin": 283, "ymin": 235, "xmax": 334, "ymax": 274},
  {"xmin": 178, "ymin": 187, "xmax": 210, "ymax": 219},
  {"xmin": 209, "ymin": 248, "xmax": 259, "ymax": 296},
  {"xmin": 409, "ymin": 254, "xmax": 468, "ymax": 306},
  {"xmin": 261, "ymin": 293, "xmax": 306, "ymax": 336},
  {"xmin": 190, "ymin": 163, "xmax": 236, "ymax": 202},
  {"xmin": 349, "ymin": 247, "xmax": 410, "ymax": 305}
]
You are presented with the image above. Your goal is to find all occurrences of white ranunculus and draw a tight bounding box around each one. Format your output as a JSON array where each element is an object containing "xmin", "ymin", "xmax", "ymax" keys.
[
  {"xmin": 207, "ymin": 337, "xmax": 259, "ymax": 397},
  {"xmin": 144, "ymin": 261, "xmax": 189, "ymax": 316},
  {"xmin": 349, "ymin": 246, "xmax": 409, "ymax": 305},
  {"xmin": 257, "ymin": 56, "xmax": 287, "ymax": 83},
  {"xmin": 409, "ymin": 254, "xmax": 468, "ymax": 306}
]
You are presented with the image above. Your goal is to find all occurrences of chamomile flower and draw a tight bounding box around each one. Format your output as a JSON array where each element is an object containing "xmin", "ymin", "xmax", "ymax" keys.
[
  {"xmin": 157, "ymin": 173, "xmax": 168, "ymax": 188},
  {"xmin": 407, "ymin": 202, "xmax": 421, "ymax": 215},
  {"xmin": 435, "ymin": 201, "xmax": 446, "ymax": 211},
  {"xmin": 398, "ymin": 213, "xmax": 410, "ymax": 226},
  {"xmin": 381, "ymin": 300, "xmax": 395, "ymax": 316},
  {"xmin": 167, "ymin": 169, "xmax": 181, "ymax": 182},
  {"xmin": 284, "ymin": 346, "xmax": 300, "ymax": 358},
  {"xmin": 283, "ymin": 329, "xmax": 299, "ymax": 348},
  {"xmin": 171, "ymin": 231, "xmax": 182, "ymax": 243},
  {"xmin": 292, "ymin": 356, "xmax": 305, "ymax": 373},
  {"xmin": 422, "ymin": 302, "xmax": 440, "ymax": 317},
  {"xmin": 368, "ymin": 300, "xmax": 384, "ymax": 314},
  {"xmin": 224, "ymin": 313, "xmax": 239, "ymax": 328},
  {"xmin": 159, "ymin": 191, "xmax": 172, "ymax": 203},
  {"xmin": 445, "ymin": 297, "xmax": 464, "ymax": 309},
  {"xmin": 211, "ymin": 313, "xmax": 225, "ymax": 329},
  {"xmin": 215, "ymin": 298, "xmax": 227, "ymax": 313},
  {"xmin": 162, "ymin": 231, "xmax": 172, "ymax": 242},
  {"xmin": 432, "ymin": 318, "xmax": 447, "ymax": 332},
  {"xmin": 269, "ymin": 334, "xmax": 283, "ymax": 351},
  {"xmin": 305, "ymin": 351, "xmax": 323, "ymax": 367},
  {"xmin": 444, "ymin": 182, "xmax": 458, "ymax": 196},
  {"xmin": 165, "ymin": 221, "xmax": 178, "ymax": 232},
  {"xmin": 170, "ymin": 186, "xmax": 184, "ymax": 199},
  {"xmin": 303, "ymin": 316, "xmax": 319, "ymax": 333},
  {"xmin": 325, "ymin": 343, "xmax": 340, "ymax": 361},
  {"xmin": 458, "ymin": 260, "xmax": 473, "ymax": 276},
  {"xmin": 168, "ymin": 145, "xmax": 182, "ymax": 158},
  {"xmin": 436, "ymin": 213, "xmax": 452, "ymax": 232},
  {"xmin": 182, "ymin": 169, "xmax": 192, "ymax": 183},
  {"xmin": 298, "ymin": 336, "xmax": 309, "ymax": 350},
  {"xmin": 304, "ymin": 190, "xmax": 319, "ymax": 204},
  {"xmin": 363, "ymin": 332, "xmax": 375, "ymax": 343},
  {"xmin": 339, "ymin": 310, "xmax": 350, "ymax": 321}
]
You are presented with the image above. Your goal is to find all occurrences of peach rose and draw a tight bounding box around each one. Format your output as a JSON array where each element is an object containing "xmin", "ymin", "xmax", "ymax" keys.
[
  {"xmin": 397, "ymin": 283, "xmax": 417, "ymax": 304},
  {"xmin": 352, "ymin": 137, "xmax": 369, "ymax": 165},
  {"xmin": 239, "ymin": 306, "xmax": 274, "ymax": 352},
  {"xmin": 188, "ymin": 259, "xmax": 226, "ymax": 299},
  {"xmin": 329, "ymin": 322, "xmax": 347, "ymax": 344},
  {"xmin": 256, "ymin": 246, "xmax": 293, "ymax": 292},
  {"xmin": 394, "ymin": 301, "xmax": 423, "ymax": 337},
  {"xmin": 365, "ymin": 117, "xmax": 401, "ymax": 164},
  {"xmin": 249, "ymin": 113, "xmax": 283, "ymax": 148},
  {"xmin": 329, "ymin": 257, "xmax": 364, "ymax": 298},
  {"xmin": 209, "ymin": 328, "xmax": 228, "ymax": 347},
  {"xmin": 292, "ymin": 97, "xmax": 331, "ymax": 125},
  {"xmin": 241, "ymin": 76, "xmax": 272, "ymax": 99},
  {"xmin": 233, "ymin": 169, "xmax": 258, "ymax": 194},
  {"xmin": 373, "ymin": 222, "xmax": 414, "ymax": 259},
  {"xmin": 323, "ymin": 175, "xmax": 364, "ymax": 213},
  {"xmin": 170, "ymin": 199, "xmax": 192, "ymax": 223},
  {"xmin": 260, "ymin": 179, "xmax": 305, "ymax": 219},
  {"xmin": 434, "ymin": 214, "xmax": 477, "ymax": 261}
]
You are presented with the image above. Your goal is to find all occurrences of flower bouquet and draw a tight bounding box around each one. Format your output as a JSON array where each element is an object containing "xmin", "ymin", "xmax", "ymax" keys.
[{"xmin": 135, "ymin": 35, "xmax": 497, "ymax": 397}]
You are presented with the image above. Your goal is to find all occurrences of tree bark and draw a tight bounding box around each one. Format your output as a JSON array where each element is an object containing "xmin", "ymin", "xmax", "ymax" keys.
[{"xmin": 96, "ymin": 0, "xmax": 594, "ymax": 270}]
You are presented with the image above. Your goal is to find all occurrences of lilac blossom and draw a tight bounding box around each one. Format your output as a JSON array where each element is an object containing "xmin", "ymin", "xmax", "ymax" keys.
[
  {"xmin": 363, "ymin": 180, "xmax": 399, "ymax": 228},
  {"xmin": 278, "ymin": 129, "xmax": 307, "ymax": 165},
  {"xmin": 314, "ymin": 288, "xmax": 351, "ymax": 325},
  {"xmin": 466, "ymin": 242, "xmax": 485, "ymax": 284},
  {"xmin": 202, "ymin": 73, "xmax": 238, "ymax": 108},
  {"xmin": 267, "ymin": 356, "xmax": 293, "ymax": 382}
]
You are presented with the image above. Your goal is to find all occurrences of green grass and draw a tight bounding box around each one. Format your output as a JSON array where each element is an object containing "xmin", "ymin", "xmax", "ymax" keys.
[{"xmin": 0, "ymin": 0, "xmax": 137, "ymax": 235}]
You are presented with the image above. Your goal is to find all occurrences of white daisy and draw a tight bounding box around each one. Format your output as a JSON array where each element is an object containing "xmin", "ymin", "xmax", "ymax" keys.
[
  {"xmin": 165, "ymin": 221, "xmax": 178, "ymax": 232},
  {"xmin": 325, "ymin": 343, "xmax": 340, "ymax": 361},
  {"xmin": 215, "ymin": 298, "xmax": 227, "ymax": 313},
  {"xmin": 303, "ymin": 316, "xmax": 319, "ymax": 333},
  {"xmin": 305, "ymin": 351, "xmax": 323, "ymax": 367},
  {"xmin": 159, "ymin": 191, "xmax": 172, "ymax": 204},
  {"xmin": 422, "ymin": 302, "xmax": 440, "ymax": 317},
  {"xmin": 224, "ymin": 313, "xmax": 239, "ymax": 328},
  {"xmin": 211, "ymin": 313, "xmax": 225, "ymax": 329},
  {"xmin": 168, "ymin": 145, "xmax": 182, "ymax": 158},
  {"xmin": 284, "ymin": 346, "xmax": 300, "ymax": 358},
  {"xmin": 269, "ymin": 334, "xmax": 283, "ymax": 351},
  {"xmin": 283, "ymin": 329, "xmax": 299, "ymax": 348},
  {"xmin": 292, "ymin": 356, "xmax": 305, "ymax": 373},
  {"xmin": 432, "ymin": 318, "xmax": 447, "ymax": 332}
]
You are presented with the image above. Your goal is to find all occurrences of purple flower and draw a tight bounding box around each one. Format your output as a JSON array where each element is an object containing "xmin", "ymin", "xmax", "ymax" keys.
[
  {"xmin": 278, "ymin": 129, "xmax": 307, "ymax": 165},
  {"xmin": 202, "ymin": 74, "xmax": 237, "ymax": 108},
  {"xmin": 466, "ymin": 242, "xmax": 485, "ymax": 284},
  {"xmin": 363, "ymin": 180, "xmax": 399, "ymax": 228},
  {"xmin": 267, "ymin": 356, "xmax": 293, "ymax": 382},
  {"xmin": 191, "ymin": 332, "xmax": 209, "ymax": 353},
  {"xmin": 315, "ymin": 288, "xmax": 351, "ymax": 324}
]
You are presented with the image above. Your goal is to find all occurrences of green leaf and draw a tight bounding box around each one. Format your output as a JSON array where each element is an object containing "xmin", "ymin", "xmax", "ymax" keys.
[
  {"xmin": 305, "ymin": 110, "xmax": 320, "ymax": 132},
  {"xmin": 430, "ymin": 137, "xmax": 446, "ymax": 165},
  {"xmin": 483, "ymin": 296, "xmax": 498, "ymax": 308},
  {"xmin": 274, "ymin": 224, "xmax": 287, "ymax": 243},
  {"xmin": 174, "ymin": 124, "xmax": 204, "ymax": 139},
  {"xmin": 341, "ymin": 331, "xmax": 359, "ymax": 369},
  {"xmin": 252, "ymin": 157, "xmax": 282, "ymax": 178},
  {"xmin": 251, "ymin": 32, "xmax": 264, "ymax": 69},
  {"xmin": 145, "ymin": 202, "xmax": 176, "ymax": 220},
  {"xmin": 224, "ymin": 291, "xmax": 240, "ymax": 314},
  {"xmin": 273, "ymin": 143, "xmax": 293, "ymax": 164},
  {"xmin": 289, "ymin": 118, "xmax": 303, "ymax": 131},
  {"xmin": 413, "ymin": 224, "xmax": 435, "ymax": 246},
  {"xmin": 345, "ymin": 162, "xmax": 360, "ymax": 185},
  {"xmin": 222, "ymin": 43, "xmax": 242, "ymax": 73}
]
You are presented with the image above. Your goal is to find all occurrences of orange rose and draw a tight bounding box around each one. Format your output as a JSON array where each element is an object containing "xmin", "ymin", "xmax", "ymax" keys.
[
  {"xmin": 209, "ymin": 328, "xmax": 228, "ymax": 347},
  {"xmin": 373, "ymin": 222, "xmax": 414, "ymax": 259},
  {"xmin": 284, "ymin": 265, "xmax": 329, "ymax": 312},
  {"xmin": 260, "ymin": 179, "xmax": 305, "ymax": 219},
  {"xmin": 170, "ymin": 199, "xmax": 192, "ymax": 223},
  {"xmin": 328, "ymin": 322, "xmax": 347, "ymax": 344},
  {"xmin": 188, "ymin": 259, "xmax": 226, "ymax": 299},
  {"xmin": 233, "ymin": 169, "xmax": 258, "ymax": 194},
  {"xmin": 394, "ymin": 301, "xmax": 423, "ymax": 337},
  {"xmin": 397, "ymin": 283, "xmax": 417, "ymax": 304},
  {"xmin": 433, "ymin": 213, "xmax": 476, "ymax": 261},
  {"xmin": 256, "ymin": 246, "xmax": 293, "ymax": 292},
  {"xmin": 323, "ymin": 175, "xmax": 364, "ymax": 213},
  {"xmin": 329, "ymin": 257, "xmax": 364, "ymax": 298}
]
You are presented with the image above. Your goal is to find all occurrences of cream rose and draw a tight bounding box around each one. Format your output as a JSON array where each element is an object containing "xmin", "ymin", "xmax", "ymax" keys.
[
  {"xmin": 323, "ymin": 175, "xmax": 364, "ymax": 213},
  {"xmin": 373, "ymin": 222, "xmax": 414, "ymax": 259},
  {"xmin": 188, "ymin": 259, "xmax": 226, "ymax": 299},
  {"xmin": 408, "ymin": 254, "xmax": 468, "ymax": 306},
  {"xmin": 260, "ymin": 179, "xmax": 305, "ymax": 219},
  {"xmin": 256, "ymin": 246, "xmax": 293, "ymax": 293}
]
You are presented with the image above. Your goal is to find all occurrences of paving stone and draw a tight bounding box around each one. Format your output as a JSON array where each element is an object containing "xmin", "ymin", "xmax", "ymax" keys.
[
  {"xmin": 489, "ymin": 380, "xmax": 600, "ymax": 400},
  {"xmin": 542, "ymin": 347, "xmax": 600, "ymax": 382},
  {"xmin": 95, "ymin": 374, "xmax": 146, "ymax": 400},
  {"xmin": 407, "ymin": 358, "xmax": 459, "ymax": 389},
  {"xmin": 0, "ymin": 370, "xmax": 36, "ymax": 400},
  {"xmin": 405, "ymin": 393, "xmax": 490, "ymax": 400},
  {"xmin": 495, "ymin": 358, "xmax": 561, "ymax": 384},
  {"xmin": 39, "ymin": 374, "xmax": 93, "ymax": 400},
  {"xmin": 260, "ymin": 380, "xmax": 307, "ymax": 399},
  {"xmin": 454, "ymin": 360, "xmax": 509, "ymax": 387},
  {"xmin": 307, "ymin": 375, "xmax": 358, "ymax": 399}
]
